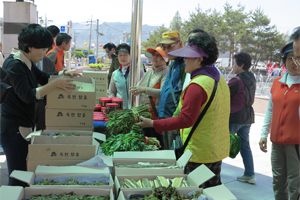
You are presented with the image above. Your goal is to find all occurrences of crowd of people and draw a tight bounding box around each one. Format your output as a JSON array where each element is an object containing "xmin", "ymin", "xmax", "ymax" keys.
[{"xmin": 0, "ymin": 23, "xmax": 299, "ymax": 200}]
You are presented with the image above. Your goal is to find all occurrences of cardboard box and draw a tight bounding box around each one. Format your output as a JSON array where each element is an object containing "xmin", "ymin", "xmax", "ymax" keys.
[
  {"xmin": 46, "ymin": 126, "xmax": 94, "ymax": 131},
  {"xmin": 83, "ymin": 70, "xmax": 108, "ymax": 84},
  {"xmin": 47, "ymin": 76, "xmax": 96, "ymax": 109},
  {"xmin": 26, "ymin": 131, "xmax": 106, "ymax": 172},
  {"xmin": 118, "ymin": 188, "xmax": 203, "ymax": 200},
  {"xmin": 115, "ymin": 164, "xmax": 215, "ymax": 194},
  {"xmin": 27, "ymin": 145, "xmax": 96, "ymax": 172},
  {"xmin": 10, "ymin": 166, "xmax": 113, "ymax": 190},
  {"xmin": 45, "ymin": 108, "xmax": 93, "ymax": 127},
  {"xmin": 117, "ymin": 185, "xmax": 237, "ymax": 200},
  {"xmin": 113, "ymin": 150, "xmax": 192, "ymax": 176},
  {"xmin": 26, "ymin": 130, "xmax": 105, "ymax": 146},
  {"xmin": 0, "ymin": 186, "xmax": 114, "ymax": 200}
]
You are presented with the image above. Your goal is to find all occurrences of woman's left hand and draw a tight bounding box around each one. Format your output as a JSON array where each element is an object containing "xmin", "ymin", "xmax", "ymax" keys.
[
  {"xmin": 130, "ymin": 86, "xmax": 144, "ymax": 95},
  {"xmin": 64, "ymin": 71, "xmax": 82, "ymax": 78},
  {"xmin": 134, "ymin": 116, "xmax": 154, "ymax": 128}
]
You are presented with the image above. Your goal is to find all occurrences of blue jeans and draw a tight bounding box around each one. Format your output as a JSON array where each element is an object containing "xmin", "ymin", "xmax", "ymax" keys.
[{"xmin": 229, "ymin": 123, "xmax": 255, "ymax": 176}]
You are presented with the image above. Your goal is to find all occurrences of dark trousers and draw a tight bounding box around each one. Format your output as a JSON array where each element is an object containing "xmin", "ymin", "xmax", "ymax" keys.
[
  {"xmin": 142, "ymin": 127, "xmax": 164, "ymax": 150},
  {"xmin": 184, "ymin": 160, "xmax": 223, "ymax": 189},
  {"xmin": 0, "ymin": 115, "xmax": 29, "ymax": 186},
  {"xmin": 34, "ymin": 98, "xmax": 46, "ymax": 131}
]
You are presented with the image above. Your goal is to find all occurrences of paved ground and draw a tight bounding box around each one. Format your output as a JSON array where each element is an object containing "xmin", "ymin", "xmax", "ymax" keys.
[{"xmin": 0, "ymin": 115, "xmax": 274, "ymax": 199}]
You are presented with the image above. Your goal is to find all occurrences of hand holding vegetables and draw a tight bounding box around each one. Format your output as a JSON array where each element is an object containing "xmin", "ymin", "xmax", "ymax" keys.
[{"xmin": 135, "ymin": 116, "xmax": 154, "ymax": 128}]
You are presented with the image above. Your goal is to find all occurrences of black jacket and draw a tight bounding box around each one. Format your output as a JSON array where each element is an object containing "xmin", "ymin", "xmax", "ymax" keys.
[{"xmin": 229, "ymin": 71, "xmax": 256, "ymax": 124}]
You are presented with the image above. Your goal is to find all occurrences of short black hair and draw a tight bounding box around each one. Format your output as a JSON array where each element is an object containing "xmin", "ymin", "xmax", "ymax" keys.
[
  {"xmin": 280, "ymin": 42, "xmax": 293, "ymax": 65},
  {"xmin": 46, "ymin": 25, "xmax": 60, "ymax": 38},
  {"xmin": 103, "ymin": 43, "xmax": 116, "ymax": 51},
  {"xmin": 116, "ymin": 43, "xmax": 130, "ymax": 55},
  {"xmin": 233, "ymin": 52, "xmax": 252, "ymax": 71},
  {"xmin": 290, "ymin": 27, "xmax": 300, "ymax": 41},
  {"xmin": 188, "ymin": 29, "xmax": 219, "ymax": 67},
  {"xmin": 56, "ymin": 33, "xmax": 72, "ymax": 46},
  {"xmin": 18, "ymin": 24, "xmax": 53, "ymax": 53}
]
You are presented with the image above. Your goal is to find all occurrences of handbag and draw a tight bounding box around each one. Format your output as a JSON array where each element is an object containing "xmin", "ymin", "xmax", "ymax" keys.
[
  {"xmin": 229, "ymin": 132, "xmax": 241, "ymax": 158},
  {"xmin": 171, "ymin": 81, "xmax": 218, "ymax": 160}
]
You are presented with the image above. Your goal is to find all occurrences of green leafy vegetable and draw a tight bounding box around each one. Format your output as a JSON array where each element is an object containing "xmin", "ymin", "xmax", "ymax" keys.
[
  {"xmin": 105, "ymin": 104, "xmax": 151, "ymax": 136},
  {"xmin": 35, "ymin": 178, "xmax": 106, "ymax": 186},
  {"xmin": 24, "ymin": 192, "xmax": 109, "ymax": 200},
  {"xmin": 101, "ymin": 127, "xmax": 160, "ymax": 156}
]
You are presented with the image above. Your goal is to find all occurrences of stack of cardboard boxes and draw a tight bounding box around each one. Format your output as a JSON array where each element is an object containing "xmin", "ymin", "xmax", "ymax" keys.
[
  {"xmin": 82, "ymin": 70, "xmax": 108, "ymax": 104},
  {"xmin": 45, "ymin": 76, "xmax": 96, "ymax": 131}
]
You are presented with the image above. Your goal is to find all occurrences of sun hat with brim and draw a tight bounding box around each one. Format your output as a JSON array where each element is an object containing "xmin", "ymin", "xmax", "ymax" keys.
[
  {"xmin": 168, "ymin": 44, "xmax": 209, "ymax": 58},
  {"xmin": 159, "ymin": 31, "xmax": 181, "ymax": 45},
  {"xmin": 145, "ymin": 47, "xmax": 168, "ymax": 62},
  {"xmin": 116, "ymin": 48, "xmax": 130, "ymax": 55},
  {"xmin": 281, "ymin": 43, "xmax": 294, "ymax": 58}
]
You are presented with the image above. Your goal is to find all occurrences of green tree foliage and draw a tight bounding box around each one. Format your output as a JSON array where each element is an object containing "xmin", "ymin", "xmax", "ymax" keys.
[
  {"xmin": 141, "ymin": 25, "xmax": 169, "ymax": 50},
  {"xmin": 142, "ymin": 3, "xmax": 288, "ymax": 66},
  {"xmin": 221, "ymin": 3, "xmax": 250, "ymax": 66},
  {"xmin": 169, "ymin": 11, "xmax": 182, "ymax": 32},
  {"xmin": 240, "ymin": 8, "xmax": 287, "ymax": 65}
]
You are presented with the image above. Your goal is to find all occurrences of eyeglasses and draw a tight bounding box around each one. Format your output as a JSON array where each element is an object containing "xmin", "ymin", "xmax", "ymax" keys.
[
  {"xmin": 160, "ymin": 40, "xmax": 180, "ymax": 50},
  {"xmin": 152, "ymin": 53, "xmax": 161, "ymax": 57},
  {"xmin": 292, "ymin": 57, "xmax": 300, "ymax": 67}
]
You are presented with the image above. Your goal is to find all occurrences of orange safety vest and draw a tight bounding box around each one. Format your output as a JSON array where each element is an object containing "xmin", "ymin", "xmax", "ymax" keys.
[
  {"xmin": 46, "ymin": 45, "xmax": 64, "ymax": 72},
  {"xmin": 270, "ymin": 76, "xmax": 300, "ymax": 145}
]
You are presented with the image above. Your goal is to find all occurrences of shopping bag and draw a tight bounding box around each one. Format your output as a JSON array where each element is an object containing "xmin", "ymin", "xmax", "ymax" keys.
[
  {"xmin": 229, "ymin": 132, "xmax": 241, "ymax": 159},
  {"xmin": 171, "ymin": 135, "xmax": 184, "ymax": 160}
]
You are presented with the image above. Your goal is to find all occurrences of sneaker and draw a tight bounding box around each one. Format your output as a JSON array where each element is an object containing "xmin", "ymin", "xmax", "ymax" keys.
[{"xmin": 237, "ymin": 175, "xmax": 256, "ymax": 184}]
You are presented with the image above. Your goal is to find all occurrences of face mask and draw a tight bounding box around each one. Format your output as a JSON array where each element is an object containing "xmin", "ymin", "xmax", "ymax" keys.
[{"xmin": 106, "ymin": 52, "xmax": 109, "ymax": 56}]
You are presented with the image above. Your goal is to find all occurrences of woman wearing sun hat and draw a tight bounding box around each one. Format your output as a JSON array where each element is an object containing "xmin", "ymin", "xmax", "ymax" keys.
[
  {"xmin": 136, "ymin": 29, "xmax": 230, "ymax": 189},
  {"xmin": 131, "ymin": 46, "xmax": 169, "ymax": 148}
]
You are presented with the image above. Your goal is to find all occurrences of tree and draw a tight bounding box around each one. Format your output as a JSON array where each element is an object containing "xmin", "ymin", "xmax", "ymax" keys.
[
  {"xmin": 181, "ymin": 6, "xmax": 225, "ymax": 47},
  {"xmin": 222, "ymin": 3, "xmax": 250, "ymax": 67},
  {"xmin": 240, "ymin": 8, "xmax": 287, "ymax": 64},
  {"xmin": 169, "ymin": 11, "xmax": 182, "ymax": 32},
  {"xmin": 141, "ymin": 25, "xmax": 169, "ymax": 50}
]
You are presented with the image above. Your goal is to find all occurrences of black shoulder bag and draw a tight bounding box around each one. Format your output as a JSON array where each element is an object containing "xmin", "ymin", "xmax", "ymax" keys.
[{"xmin": 172, "ymin": 81, "xmax": 218, "ymax": 160}]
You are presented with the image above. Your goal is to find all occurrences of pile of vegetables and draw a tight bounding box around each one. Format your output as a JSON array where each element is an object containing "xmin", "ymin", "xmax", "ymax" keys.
[
  {"xmin": 105, "ymin": 104, "xmax": 151, "ymax": 136},
  {"xmin": 101, "ymin": 126, "xmax": 160, "ymax": 156},
  {"xmin": 35, "ymin": 178, "xmax": 105, "ymax": 186},
  {"xmin": 89, "ymin": 63, "xmax": 105, "ymax": 69},
  {"xmin": 24, "ymin": 193, "xmax": 109, "ymax": 200},
  {"xmin": 120, "ymin": 176, "xmax": 190, "ymax": 188},
  {"xmin": 127, "ymin": 185, "xmax": 202, "ymax": 200}
]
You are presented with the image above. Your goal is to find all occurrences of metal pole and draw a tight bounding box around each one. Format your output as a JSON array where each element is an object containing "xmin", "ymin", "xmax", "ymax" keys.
[
  {"xmin": 67, "ymin": 20, "xmax": 72, "ymax": 71},
  {"xmin": 88, "ymin": 15, "xmax": 92, "ymax": 55},
  {"xmin": 96, "ymin": 19, "xmax": 99, "ymax": 64},
  {"xmin": 128, "ymin": 0, "xmax": 143, "ymax": 109},
  {"xmin": 45, "ymin": 13, "xmax": 47, "ymax": 28}
]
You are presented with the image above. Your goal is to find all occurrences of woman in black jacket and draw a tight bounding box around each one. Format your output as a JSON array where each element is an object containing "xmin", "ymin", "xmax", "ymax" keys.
[{"xmin": 1, "ymin": 24, "xmax": 80, "ymax": 186}]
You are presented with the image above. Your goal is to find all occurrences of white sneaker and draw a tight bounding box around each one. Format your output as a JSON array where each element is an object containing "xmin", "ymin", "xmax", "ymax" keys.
[{"xmin": 237, "ymin": 175, "xmax": 256, "ymax": 184}]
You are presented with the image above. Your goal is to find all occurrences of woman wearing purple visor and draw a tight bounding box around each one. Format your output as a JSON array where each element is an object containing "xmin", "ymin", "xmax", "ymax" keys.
[{"xmin": 136, "ymin": 29, "xmax": 230, "ymax": 188}]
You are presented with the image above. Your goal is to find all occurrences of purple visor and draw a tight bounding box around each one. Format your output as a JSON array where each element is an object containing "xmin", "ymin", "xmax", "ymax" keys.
[{"xmin": 168, "ymin": 44, "xmax": 209, "ymax": 58}]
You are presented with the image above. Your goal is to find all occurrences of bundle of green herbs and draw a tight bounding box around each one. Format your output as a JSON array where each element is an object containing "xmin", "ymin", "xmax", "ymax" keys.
[
  {"xmin": 101, "ymin": 126, "xmax": 160, "ymax": 156},
  {"xmin": 35, "ymin": 178, "xmax": 105, "ymax": 186},
  {"xmin": 129, "ymin": 184, "xmax": 202, "ymax": 200},
  {"xmin": 24, "ymin": 192, "xmax": 109, "ymax": 200},
  {"xmin": 105, "ymin": 104, "xmax": 151, "ymax": 136}
]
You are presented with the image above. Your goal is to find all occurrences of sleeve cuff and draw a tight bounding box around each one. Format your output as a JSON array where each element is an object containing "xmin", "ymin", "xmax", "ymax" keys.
[
  {"xmin": 35, "ymin": 88, "xmax": 41, "ymax": 99},
  {"xmin": 58, "ymin": 70, "xmax": 65, "ymax": 76}
]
